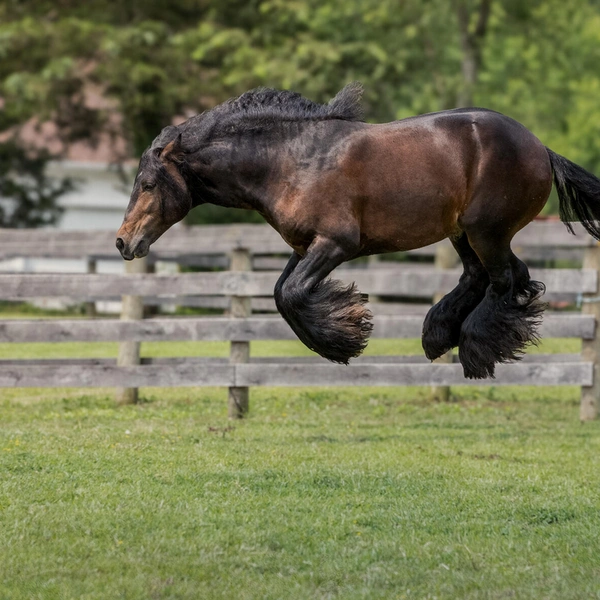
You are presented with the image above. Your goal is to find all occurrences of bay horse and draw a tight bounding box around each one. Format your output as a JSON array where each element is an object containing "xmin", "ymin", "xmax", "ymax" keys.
[{"xmin": 116, "ymin": 83, "xmax": 600, "ymax": 379}]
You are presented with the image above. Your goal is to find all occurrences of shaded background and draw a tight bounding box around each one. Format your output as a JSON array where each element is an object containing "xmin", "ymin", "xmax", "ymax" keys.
[{"xmin": 1, "ymin": 0, "xmax": 600, "ymax": 228}]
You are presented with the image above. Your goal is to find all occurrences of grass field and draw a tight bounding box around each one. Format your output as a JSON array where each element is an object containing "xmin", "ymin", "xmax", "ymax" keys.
[{"xmin": 1, "ymin": 333, "xmax": 600, "ymax": 599}]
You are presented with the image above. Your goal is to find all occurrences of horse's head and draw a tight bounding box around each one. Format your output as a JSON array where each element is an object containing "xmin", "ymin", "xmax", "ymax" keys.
[{"xmin": 116, "ymin": 130, "xmax": 192, "ymax": 260}]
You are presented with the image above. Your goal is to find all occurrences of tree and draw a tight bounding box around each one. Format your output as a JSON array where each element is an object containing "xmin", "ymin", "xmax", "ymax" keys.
[
  {"xmin": 454, "ymin": 0, "xmax": 492, "ymax": 107},
  {"xmin": 0, "ymin": 140, "xmax": 72, "ymax": 228},
  {"xmin": 2, "ymin": 0, "xmax": 600, "ymax": 225}
]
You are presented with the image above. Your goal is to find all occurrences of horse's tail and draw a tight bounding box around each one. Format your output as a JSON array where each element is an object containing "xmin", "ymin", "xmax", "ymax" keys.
[{"xmin": 546, "ymin": 147, "xmax": 600, "ymax": 240}]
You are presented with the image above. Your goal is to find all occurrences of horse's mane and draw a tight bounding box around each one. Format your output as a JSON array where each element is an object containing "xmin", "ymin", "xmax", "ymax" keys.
[
  {"xmin": 218, "ymin": 82, "xmax": 364, "ymax": 123},
  {"xmin": 150, "ymin": 83, "xmax": 364, "ymax": 154},
  {"xmin": 139, "ymin": 83, "xmax": 366, "ymax": 221}
]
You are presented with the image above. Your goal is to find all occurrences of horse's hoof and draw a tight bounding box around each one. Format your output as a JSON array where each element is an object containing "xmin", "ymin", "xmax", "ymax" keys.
[
  {"xmin": 457, "ymin": 281, "xmax": 546, "ymax": 380},
  {"xmin": 459, "ymin": 351, "xmax": 496, "ymax": 379},
  {"xmin": 422, "ymin": 319, "xmax": 459, "ymax": 361},
  {"xmin": 422, "ymin": 336, "xmax": 453, "ymax": 361},
  {"xmin": 422, "ymin": 302, "xmax": 464, "ymax": 361}
]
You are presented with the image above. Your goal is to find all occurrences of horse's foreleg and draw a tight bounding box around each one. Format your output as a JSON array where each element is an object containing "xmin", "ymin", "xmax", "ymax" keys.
[
  {"xmin": 422, "ymin": 234, "xmax": 489, "ymax": 361},
  {"xmin": 274, "ymin": 239, "xmax": 373, "ymax": 364},
  {"xmin": 458, "ymin": 235, "xmax": 546, "ymax": 379}
]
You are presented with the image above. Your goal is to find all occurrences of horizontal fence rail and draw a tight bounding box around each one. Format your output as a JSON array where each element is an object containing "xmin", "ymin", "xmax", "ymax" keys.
[
  {"xmin": 0, "ymin": 268, "xmax": 596, "ymax": 299},
  {"xmin": 0, "ymin": 361, "xmax": 591, "ymax": 389},
  {"xmin": 0, "ymin": 353, "xmax": 585, "ymax": 367},
  {"xmin": 0, "ymin": 221, "xmax": 595, "ymax": 262},
  {"xmin": 0, "ymin": 314, "xmax": 594, "ymax": 343}
]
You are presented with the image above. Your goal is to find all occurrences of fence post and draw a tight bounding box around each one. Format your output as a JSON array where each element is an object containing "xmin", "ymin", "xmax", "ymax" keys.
[
  {"xmin": 228, "ymin": 248, "xmax": 252, "ymax": 419},
  {"xmin": 429, "ymin": 241, "xmax": 458, "ymax": 402},
  {"xmin": 115, "ymin": 257, "xmax": 148, "ymax": 405},
  {"xmin": 367, "ymin": 254, "xmax": 382, "ymax": 304},
  {"xmin": 85, "ymin": 257, "xmax": 97, "ymax": 317},
  {"xmin": 144, "ymin": 259, "xmax": 158, "ymax": 317},
  {"xmin": 581, "ymin": 243, "xmax": 600, "ymax": 421}
]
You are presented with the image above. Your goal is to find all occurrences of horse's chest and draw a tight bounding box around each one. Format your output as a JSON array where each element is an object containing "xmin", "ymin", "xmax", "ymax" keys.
[
  {"xmin": 277, "ymin": 227, "xmax": 310, "ymax": 255},
  {"xmin": 257, "ymin": 205, "xmax": 311, "ymax": 255}
]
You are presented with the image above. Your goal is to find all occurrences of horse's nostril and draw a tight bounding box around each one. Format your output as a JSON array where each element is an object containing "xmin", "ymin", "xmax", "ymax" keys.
[{"xmin": 116, "ymin": 238, "xmax": 125, "ymax": 252}]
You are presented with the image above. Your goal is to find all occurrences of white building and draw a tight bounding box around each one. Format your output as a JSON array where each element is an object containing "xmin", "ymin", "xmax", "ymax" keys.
[
  {"xmin": 1, "ymin": 160, "xmax": 132, "ymax": 275},
  {"xmin": 47, "ymin": 160, "xmax": 132, "ymax": 231}
]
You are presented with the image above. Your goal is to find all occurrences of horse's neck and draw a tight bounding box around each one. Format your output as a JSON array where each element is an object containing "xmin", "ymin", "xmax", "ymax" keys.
[
  {"xmin": 185, "ymin": 120, "xmax": 359, "ymax": 214},
  {"xmin": 188, "ymin": 146, "xmax": 280, "ymax": 213}
]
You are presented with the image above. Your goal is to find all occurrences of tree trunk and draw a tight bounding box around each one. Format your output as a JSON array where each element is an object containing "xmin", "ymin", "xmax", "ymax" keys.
[{"xmin": 455, "ymin": 0, "xmax": 492, "ymax": 107}]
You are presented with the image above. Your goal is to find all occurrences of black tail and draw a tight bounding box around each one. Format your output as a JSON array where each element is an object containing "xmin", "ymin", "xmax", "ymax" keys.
[{"xmin": 546, "ymin": 148, "xmax": 600, "ymax": 240}]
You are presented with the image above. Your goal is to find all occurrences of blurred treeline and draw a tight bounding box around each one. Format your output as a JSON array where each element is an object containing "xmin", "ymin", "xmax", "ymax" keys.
[{"xmin": 1, "ymin": 0, "xmax": 600, "ymax": 223}]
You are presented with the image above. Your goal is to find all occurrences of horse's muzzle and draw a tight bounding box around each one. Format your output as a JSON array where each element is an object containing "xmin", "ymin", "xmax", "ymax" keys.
[
  {"xmin": 116, "ymin": 237, "xmax": 132, "ymax": 260},
  {"xmin": 116, "ymin": 237, "xmax": 149, "ymax": 261}
]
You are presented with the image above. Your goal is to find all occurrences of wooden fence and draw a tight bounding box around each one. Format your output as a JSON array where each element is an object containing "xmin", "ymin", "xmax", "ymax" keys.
[{"xmin": 0, "ymin": 220, "xmax": 599, "ymax": 420}]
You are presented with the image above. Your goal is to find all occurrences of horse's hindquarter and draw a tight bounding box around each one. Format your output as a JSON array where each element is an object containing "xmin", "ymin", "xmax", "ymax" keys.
[{"xmin": 455, "ymin": 111, "xmax": 552, "ymax": 238}]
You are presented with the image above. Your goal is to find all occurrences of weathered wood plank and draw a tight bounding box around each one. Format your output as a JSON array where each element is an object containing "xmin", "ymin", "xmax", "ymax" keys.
[
  {"xmin": 513, "ymin": 221, "xmax": 594, "ymax": 247},
  {"xmin": 539, "ymin": 313, "xmax": 596, "ymax": 339},
  {"xmin": 347, "ymin": 268, "xmax": 597, "ymax": 296},
  {"xmin": 103, "ymin": 295, "xmax": 278, "ymax": 312},
  {"xmin": 0, "ymin": 267, "xmax": 594, "ymax": 299},
  {"xmin": 0, "ymin": 364, "xmax": 234, "ymax": 388},
  {"xmin": 0, "ymin": 360, "xmax": 590, "ymax": 388},
  {"xmin": 1, "ymin": 240, "xmax": 587, "ymax": 264},
  {"xmin": 115, "ymin": 257, "xmax": 147, "ymax": 405},
  {"xmin": 0, "ymin": 221, "xmax": 592, "ymax": 260},
  {"xmin": 144, "ymin": 296, "xmax": 429, "ymax": 315},
  {"xmin": 0, "ymin": 225, "xmax": 290, "ymax": 259},
  {"xmin": 0, "ymin": 271, "xmax": 279, "ymax": 298},
  {"xmin": 408, "ymin": 244, "xmax": 588, "ymax": 262},
  {"xmin": 0, "ymin": 353, "xmax": 582, "ymax": 367},
  {"xmin": 228, "ymin": 247, "xmax": 252, "ymax": 418},
  {"xmin": 580, "ymin": 244, "xmax": 600, "ymax": 420},
  {"xmin": 0, "ymin": 313, "xmax": 592, "ymax": 343},
  {"xmin": 235, "ymin": 362, "xmax": 593, "ymax": 387}
]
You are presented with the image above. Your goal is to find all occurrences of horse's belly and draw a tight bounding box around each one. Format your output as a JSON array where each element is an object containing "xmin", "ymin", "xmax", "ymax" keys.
[
  {"xmin": 359, "ymin": 197, "xmax": 455, "ymax": 254},
  {"xmin": 357, "ymin": 171, "xmax": 465, "ymax": 254}
]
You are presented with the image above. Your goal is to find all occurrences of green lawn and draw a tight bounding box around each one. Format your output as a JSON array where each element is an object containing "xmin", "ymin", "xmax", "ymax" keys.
[{"xmin": 1, "ymin": 335, "xmax": 599, "ymax": 599}]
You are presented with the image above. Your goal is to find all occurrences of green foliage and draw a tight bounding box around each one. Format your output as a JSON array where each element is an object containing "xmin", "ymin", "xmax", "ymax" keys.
[
  {"xmin": 0, "ymin": 140, "xmax": 72, "ymax": 227},
  {"xmin": 2, "ymin": 1, "xmax": 600, "ymax": 224}
]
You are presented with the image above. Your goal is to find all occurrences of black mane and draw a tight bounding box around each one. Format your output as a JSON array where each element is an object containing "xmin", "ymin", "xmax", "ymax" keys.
[
  {"xmin": 150, "ymin": 83, "xmax": 365, "ymax": 153},
  {"xmin": 217, "ymin": 82, "xmax": 364, "ymax": 123}
]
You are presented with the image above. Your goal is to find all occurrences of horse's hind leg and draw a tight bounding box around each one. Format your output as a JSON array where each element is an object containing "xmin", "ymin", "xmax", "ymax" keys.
[
  {"xmin": 458, "ymin": 233, "xmax": 546, "ymax": 379},
  {"xmin": 422, "ymin": 233, "xmax": 489, "ymax": 361}
]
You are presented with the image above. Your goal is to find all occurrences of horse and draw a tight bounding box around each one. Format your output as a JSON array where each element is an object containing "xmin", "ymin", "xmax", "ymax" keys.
[{"xmin": 116, "ymin": 83, "xmax": 600, "ymax": 379}]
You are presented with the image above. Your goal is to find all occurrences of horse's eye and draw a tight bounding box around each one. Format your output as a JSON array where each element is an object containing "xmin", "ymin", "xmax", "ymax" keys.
[{"xmin": 142, "ymin": 182, "xmax": 156, "ymax": 191}]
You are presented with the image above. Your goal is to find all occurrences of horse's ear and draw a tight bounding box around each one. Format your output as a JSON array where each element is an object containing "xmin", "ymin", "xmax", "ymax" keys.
[{"xmin": 159, "ymin": 133, "xmax": 184, "ymax": 163}]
